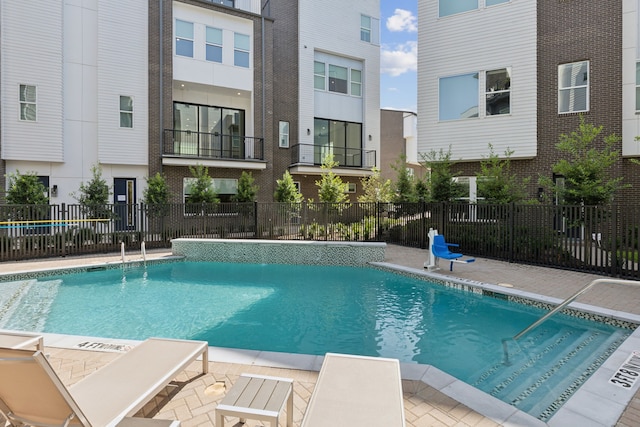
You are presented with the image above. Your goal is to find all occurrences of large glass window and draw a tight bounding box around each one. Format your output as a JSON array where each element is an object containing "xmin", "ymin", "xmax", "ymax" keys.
[
  {"xmin": 558, "ymin": 61, "xmax": 589, "ymax": 113},
  {"xmin": 351, "ymin": 69, "xmax": 362, "ymax": 97},
  {"xmin": 486, "ymin": 0, "xmax": 510, "ymax": 6},
  {"xmin": 439, "ymin": 73, "xmax": 479, "ymax": 121},
  {"xmin": 636, "ymin": 62, "xmax": 640, "ymax": 112},
  {"xmin": 234, "ymin": 33, "xmax": 250, "ymax": 68},
  {"xmin": 439, "ymin": 0, "xmax": 477, "ymax": 17},
  {"xmin": 485, "ymin": 68, "xmax": 510, "ymax": 115},
  {"xmin": 173, "ymin": 102, "xmax": 245, "ymax": 158},
  {"xmin": 19, "ymin": 84, "xmax": 36, "ymax": 121},
  {"xmin": 175, "ymin": 20, "xmax": 194, "ymax": 57},
  {"xmin": 360, "ymin": 15, "xmax": 371, "ymax": 42},
  {"xmin": 328, "ymin": 65, "xmax": 348, "ymax": 94},
  {"xmin": 314, "ymin": 61, "xmax": 326, "ymax": 90},
  {"xmin": 314, "ymin": 118, "xmax": 362, "ymax": 167},
  {"xmin": 206, "ymin": 27, "xmax": 223, "ymax": 63},
  {"xmin": 119, "ymin": 96, "xmax": 133, "ymax": 128}
]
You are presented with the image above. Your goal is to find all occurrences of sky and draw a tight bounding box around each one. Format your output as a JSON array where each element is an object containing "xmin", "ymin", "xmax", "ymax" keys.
[{"xmin": 380, "ymin": 0, "xmax": 418, "ymax": 112}]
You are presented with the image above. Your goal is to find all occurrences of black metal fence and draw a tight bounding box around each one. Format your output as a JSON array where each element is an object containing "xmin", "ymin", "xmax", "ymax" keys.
[{"xmin": 1, "ymin": 202, "xmax": 639, "ymax": 279}]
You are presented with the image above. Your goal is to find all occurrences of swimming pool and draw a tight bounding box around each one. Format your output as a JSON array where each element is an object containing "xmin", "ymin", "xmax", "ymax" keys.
[{"xmin": 0, "ymin": 260, "xmax": 635, "ymax": 421}]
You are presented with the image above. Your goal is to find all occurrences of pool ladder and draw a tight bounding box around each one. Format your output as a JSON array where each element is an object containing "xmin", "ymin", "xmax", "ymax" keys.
[{"xmin": 502, "ymin": 278, "xmax": 640, "ymax": 365}]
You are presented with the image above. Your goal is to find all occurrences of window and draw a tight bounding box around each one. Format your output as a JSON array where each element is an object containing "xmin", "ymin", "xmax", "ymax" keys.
[
  {"xmin": 485, "ymin": 68, "xmax": 510, "ymax": 115},
  {"xmin": 351, "ymin": 69, "xmax": 362, "ymax": 97},
  {"xmin": 175, "ymin": 20, "xmax": 194, "ymax": 57},
  {"xmin": 314, "ymin": 61, "xmax": 326, "ymax": 90},
  {"xmin": 234, "ymin": 33, "xmax": 250, "ymax": 68},
  {"xmin": 120, "ymin": 96, "xmax": 133, "ymax": 128},
  {"xmin": 19, "ymin": 84, "xmax": 36, "ymax": 121},
  {"xmin": 345, "ymin": 183, "xmax": 357, "ymax": 193},
  {"xmin": 328, "ymin": 65, "xmax": 348, "ymax": 94},
  {"xmin": 206, "ymin": 27, "xmax": 223, "ymax": 63},
  {"xmin": 279, "ymin": 121, "xmax": 290, "ymax": 148},
  {"xmin": 636, "ymin": 61, "xmax": 640, "ymax": 112},
  {"xmin": 439, "ymin": 73, "xmax": 479, "ymax": 121},
  {"xmin": 558, "ymin": 61, "xmax": 589, "ymax": 113},
  {"xmin": 173, "ymin": 102, "xmax": 245, "ymax": 158},
  {"xmin": 314, "ymin": 118, "xmax": 362, "ymax": 167},
  {"xmin": 439, "ymin": 0, "xmax": 477, "ymax": 17},
  {"xmin": 360, "ymin": 15, "xmax": 371, "ymax": 42},
  {"xmin": 439, "ymin": 0, "xmax": 509, "ymax": 17},
  {"xmin": 210, "ymin": 0, "xmax": 234, "ymax": 6}
]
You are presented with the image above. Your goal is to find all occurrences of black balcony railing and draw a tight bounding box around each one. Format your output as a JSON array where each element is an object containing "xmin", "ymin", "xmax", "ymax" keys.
[
  {"xmin": 163, "ymin": 129, "xmax": 264, "ymax": 161},
  {"xmin": 290, "ymin": 143, "xmax": 376, "ymax": 169}
]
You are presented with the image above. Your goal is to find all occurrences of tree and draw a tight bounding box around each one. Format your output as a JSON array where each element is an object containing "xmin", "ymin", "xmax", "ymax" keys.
[
  {"xmin": 274, "ymin": 171, "xmax": 303, "ymax": 203},
  {"xmin": 6, "ymin": 171, "xmax": 49, "ymax": 205},
  {"xmin": 391, "ymin": 155, "xmax": 417, "ymax": 203},
  {"xmin": 421, "ymin": 148, "xmax": 465, "ymax": 202},
  {"xmin": 187, "ymin": 164, "xmax": 219, "ymax": 204},
  {"xmin": 73, "ymin": 164, "xmax": 112, "ymax": 219},
  {"xmin": 232, "ymin": 171, "xmax": 258, "ymax": 202},
  {"xmin": 540, "ymin": 116, "xmax": 627, "ymax": 206},
  {"xmin": 476, "ymin": 144, "xmax": 530, "ymax": 204},
  {"xmin": 315, "ymin": 153, "xmax": 348, "ymax": 204},
  {"xmin": 358, "ymin": 167, "xmax": 393, "ymax": 203},
  {"xmin": 143, "ymin": 172, "xmax": 171, "ymax": 217}
]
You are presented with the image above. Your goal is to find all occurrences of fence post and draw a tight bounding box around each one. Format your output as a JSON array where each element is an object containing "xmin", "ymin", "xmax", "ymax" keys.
[
  {"xmin": 61, "ymin": 203, "xmax": 67, "ymax": 257},
  {"xmin": 509, "ymin": 202, "xmax": 515, "ymax": 263},
  {"xmin": 611, "ymin": 204, "xmax": 618, "ymax": 277},
  {"xmin": 420, "ymin": 200, "xmax": 426, "ymax": 249},
  {"xmin": 253, "ymin": 201, "xmax": 258, "ymax": 239},
  {"xmin": 439, "ymin": 202, "xmax": 446, "ymax": 234}
]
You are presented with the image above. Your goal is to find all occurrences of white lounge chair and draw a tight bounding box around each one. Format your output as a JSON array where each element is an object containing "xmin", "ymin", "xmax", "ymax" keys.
[
  {"xmin": 0, "ymin": 330, "xmax": 44, "ymax": 351},
  {"xmin": 301, "ymin": 353, "xmax": 405, "ymax": 427},
  {"xmin": 0, "ymin": 337, "xmax": 208, "ymax": 427}
]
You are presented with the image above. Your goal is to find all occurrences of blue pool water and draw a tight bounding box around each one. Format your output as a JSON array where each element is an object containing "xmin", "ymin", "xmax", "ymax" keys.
[{"xmin": 0, "ymin": 261, "xmax": 632, "ymax": 420}]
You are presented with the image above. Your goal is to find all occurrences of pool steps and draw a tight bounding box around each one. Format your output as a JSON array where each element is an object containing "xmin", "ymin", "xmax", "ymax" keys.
[{"xmin": 0, "ymin": 279, "xmax": 60, "ymax": 331}]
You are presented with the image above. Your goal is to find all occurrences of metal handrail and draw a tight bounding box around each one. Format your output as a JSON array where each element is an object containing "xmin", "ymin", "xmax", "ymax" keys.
[{"xmin": 513, "ymin": 278, "xmax": 640, "ymax": 341}]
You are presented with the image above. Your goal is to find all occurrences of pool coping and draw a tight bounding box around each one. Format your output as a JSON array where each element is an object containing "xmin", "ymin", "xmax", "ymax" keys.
[{"xmin": 2, "ymin": 258, "xmax": 640, "ymax": 426}]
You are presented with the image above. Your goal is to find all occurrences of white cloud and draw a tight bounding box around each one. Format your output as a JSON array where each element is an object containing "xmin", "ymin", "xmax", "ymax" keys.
[
  {"xmin": 386, "ymin": 9, "xmax": 417, "ymax": 33},
  {"xmin": 381, "ymin": 41, "xmax": 417, "ymax": 77}
]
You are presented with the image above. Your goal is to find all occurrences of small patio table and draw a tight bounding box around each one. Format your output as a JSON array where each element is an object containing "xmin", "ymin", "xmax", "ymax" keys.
[{"xmin": 215, "ymin": 373, "xmax": 293, "ymax": 427}]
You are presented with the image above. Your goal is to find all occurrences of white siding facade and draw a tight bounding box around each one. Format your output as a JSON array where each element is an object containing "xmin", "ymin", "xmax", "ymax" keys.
[
  {"xmin": 1, "ymin": 1, "xmax": 64, "ymax": 162},
  {"xmin": 1, "ymin": 0, "xmax": 149, "ymax": 205},
  {"xmin": 298, "ymin": 0, "xmax": 381, "ymax": 164},
  {"xmin": 417, "ymin": 0, "xmax": 537, "ymax": 161}
]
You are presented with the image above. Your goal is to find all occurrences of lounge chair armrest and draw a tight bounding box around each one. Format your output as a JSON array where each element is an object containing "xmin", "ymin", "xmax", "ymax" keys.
[{"xmin": 445, "ymin": 243, "xmax": 459, "ymax": 247}]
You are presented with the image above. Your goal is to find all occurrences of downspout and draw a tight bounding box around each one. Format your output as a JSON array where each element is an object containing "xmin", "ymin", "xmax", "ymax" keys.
[
  {"xmin": 158, "ymin": 0, "xmax": 164, "ymax": 173},
  {"xmin": 261, "ymin": 2, "xmax": 267, "ymax": 145}
]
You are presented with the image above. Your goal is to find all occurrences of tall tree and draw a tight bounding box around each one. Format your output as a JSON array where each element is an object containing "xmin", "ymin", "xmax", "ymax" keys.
[
  {"xmin": 6, "ymin": 171, "xmax": 49, "ymax": 205},
  {"xmin": 143, "ymin": 172, "xmax": 171, "ymax": 217},
  {"xmin": 73, "ymin": 164, "xmax": 112, "ymax": 219},
  {"xmin": 315, "ymin": 153, "xmax": 348, "ymax": 204},
  {"xmin": 232, "ymin": 171, "xmax": 258, "ymax": 202},
  {"xmin": 358, "ymin": 167, "xmax": 394, "ymax": 203},
  {"xmin": 421, "ymin": 148, "xmax": 465, "ymax": 202},
  {"xmin": 274, "ymin": 171, "xmax": 303, "ymax": 203},
  {"xmin": 540, "ymin": 116, "xmax": 627, "ymax": 206},
  {"xmin": 187, "ymin": 164, "xmax": 219, "ymax": 204},
  {"xmin": 391, "ymin": 155, "xmax": 417, "ymax": 203},
  {"xmin": 476, "ymin": 144, "xmax": 530, "ymax": 204}
]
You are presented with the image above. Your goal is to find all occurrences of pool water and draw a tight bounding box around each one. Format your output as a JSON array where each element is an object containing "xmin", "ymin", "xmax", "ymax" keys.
[{"xmin": 0, "ymin": 261, "xmax": 632, "ymax": 420}]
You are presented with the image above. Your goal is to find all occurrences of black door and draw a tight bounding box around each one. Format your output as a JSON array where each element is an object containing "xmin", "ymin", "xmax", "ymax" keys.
[{"xmin": 114, "ymin": 178, "xmax": 136, "ymax": 231}]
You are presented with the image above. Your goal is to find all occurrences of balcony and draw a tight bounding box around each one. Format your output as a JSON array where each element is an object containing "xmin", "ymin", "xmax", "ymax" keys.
[
  {"xmin": 163, "ymin": 129, "xmax": 265, "ymax": 167},
  {"xmin": 290, "ymin": 143, "xmax": 376, "ymax": 169},
  {"xmin": 202, "ymin": 0, "xmax": 263, "ymax": 15}
]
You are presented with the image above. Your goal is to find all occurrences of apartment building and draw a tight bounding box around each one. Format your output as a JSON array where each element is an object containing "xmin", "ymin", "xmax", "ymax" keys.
[
  {"xmin": 0, "ymin": 0, "xmax": 149, "ymax": 228},
  {"xmin": 1, "ymin": 0, "xmax": 381, "ymax": 211},
  {"xmin": 269, "ymin": 0, "xmax": 381, "ymax": 200},
  {"xmin": 417, "ymin": 0, "xmax": 640, "ymax": 203}
]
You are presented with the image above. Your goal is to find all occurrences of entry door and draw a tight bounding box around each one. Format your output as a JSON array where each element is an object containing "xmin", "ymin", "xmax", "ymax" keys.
[{"xmin": 114, "ymin": 178, "xmax": 136, "ymax": 231}]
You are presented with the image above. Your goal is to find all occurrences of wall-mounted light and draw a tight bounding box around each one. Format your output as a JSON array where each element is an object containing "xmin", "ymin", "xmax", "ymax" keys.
[
  {"xmin": 51, "ymin": 185, "xmax": 58, "ymax": 197},
  {"xmin": 368, "ymin": 135, "xmax": 372, "ymax": 141},
  {"xmin": 307, "ymin": 129, "xmax": 311, "ymax": 135}
]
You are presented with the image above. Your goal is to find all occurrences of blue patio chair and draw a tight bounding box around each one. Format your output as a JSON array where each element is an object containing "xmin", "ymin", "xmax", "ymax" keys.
[{"xmin": 431, "ymin": 234, "xmax": 474, "ymax": 271}]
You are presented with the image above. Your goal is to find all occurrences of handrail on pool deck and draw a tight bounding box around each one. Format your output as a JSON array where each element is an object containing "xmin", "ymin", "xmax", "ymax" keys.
[{"xmin": 502, "ymin": 278, "xmax": 640, "ymax": 365}]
